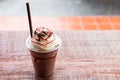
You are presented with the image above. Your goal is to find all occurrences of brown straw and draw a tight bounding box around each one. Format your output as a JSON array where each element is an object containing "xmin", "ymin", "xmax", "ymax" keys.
[{"xmin": 26, "ymin": 2, "xmax": 33, "ymax": 37}]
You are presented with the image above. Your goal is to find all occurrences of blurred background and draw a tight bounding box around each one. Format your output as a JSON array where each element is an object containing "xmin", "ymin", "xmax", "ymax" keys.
[
  {"xmin": 0, "ymin": 0, "xmax": 120, "ymax": 30},
  {"xmin": 0, "ymin": 0, "xmax": 120, "ymax": 16}
]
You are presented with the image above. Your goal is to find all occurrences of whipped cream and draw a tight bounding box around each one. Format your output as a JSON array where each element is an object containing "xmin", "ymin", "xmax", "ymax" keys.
[{"xmin": 26, "ymin": 27, "xmax": 62, "ymax": 53}]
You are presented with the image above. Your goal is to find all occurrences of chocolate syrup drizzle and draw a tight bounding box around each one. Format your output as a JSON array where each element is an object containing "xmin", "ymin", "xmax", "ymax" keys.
[{"xmin": 34, "ymin": 27, "xmax": 53, "ymax": 41}]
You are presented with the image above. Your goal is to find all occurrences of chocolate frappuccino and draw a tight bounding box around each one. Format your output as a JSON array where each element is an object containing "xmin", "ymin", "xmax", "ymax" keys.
[{"xmin": 26, "ymin": 27, "xmax": 62, "ymax": 79}]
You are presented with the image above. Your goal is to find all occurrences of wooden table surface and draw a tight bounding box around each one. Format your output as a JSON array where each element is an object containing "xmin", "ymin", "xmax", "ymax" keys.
[{"xmin": 0, "ymin": 31, "xmax": 120, "ymax": 80}]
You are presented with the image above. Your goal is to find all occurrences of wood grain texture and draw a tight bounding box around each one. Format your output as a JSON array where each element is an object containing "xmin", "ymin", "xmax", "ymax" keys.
[{"xmin": 0, "ymin": 31, "xmax": 120, "ymax": 80}]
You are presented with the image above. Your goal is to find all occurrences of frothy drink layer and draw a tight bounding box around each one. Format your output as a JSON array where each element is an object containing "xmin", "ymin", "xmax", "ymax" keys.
[{"xmin": 26, "ymin": 27, "xmax": 61, "ymax": 53}]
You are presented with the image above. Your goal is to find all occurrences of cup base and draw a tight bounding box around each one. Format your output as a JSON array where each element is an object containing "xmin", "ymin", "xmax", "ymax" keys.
[{"xmin": 35, "ymin": 73, "xmax": 54, "ymax": 80}]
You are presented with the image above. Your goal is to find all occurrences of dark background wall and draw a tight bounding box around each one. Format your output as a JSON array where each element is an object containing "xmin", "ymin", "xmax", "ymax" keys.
[{"xmin": 0, "ymin": 0, "xmax": 120, "ymax": 16}]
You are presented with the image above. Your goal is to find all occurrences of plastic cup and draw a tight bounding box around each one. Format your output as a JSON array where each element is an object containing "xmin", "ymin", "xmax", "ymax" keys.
[{"xmin": 26, "ymin": 37, "xmax": 61, "ymax": 80}]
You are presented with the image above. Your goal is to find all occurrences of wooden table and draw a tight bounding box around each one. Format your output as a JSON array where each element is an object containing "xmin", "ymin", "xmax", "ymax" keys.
[{"xmin": 0, "ymin": 31, "xmax": 120, "ymax": 80}]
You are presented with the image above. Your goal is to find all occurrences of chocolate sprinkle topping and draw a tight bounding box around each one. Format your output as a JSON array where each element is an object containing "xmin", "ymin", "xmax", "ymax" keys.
[{"xmin": 34, "ymin": 27, "xmax": 53, "ymax": 41}]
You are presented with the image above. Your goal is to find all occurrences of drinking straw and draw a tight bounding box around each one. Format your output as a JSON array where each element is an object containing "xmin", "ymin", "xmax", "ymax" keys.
[{"xmin": 26, "ymin": 2, "xmax": 33, "ymax": 37}]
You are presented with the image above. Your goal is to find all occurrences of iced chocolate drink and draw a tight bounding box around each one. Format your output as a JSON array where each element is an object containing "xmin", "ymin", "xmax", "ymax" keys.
[{"xmin": 26, "ymin": 27, "xmax": 62, "ymax": 79}]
